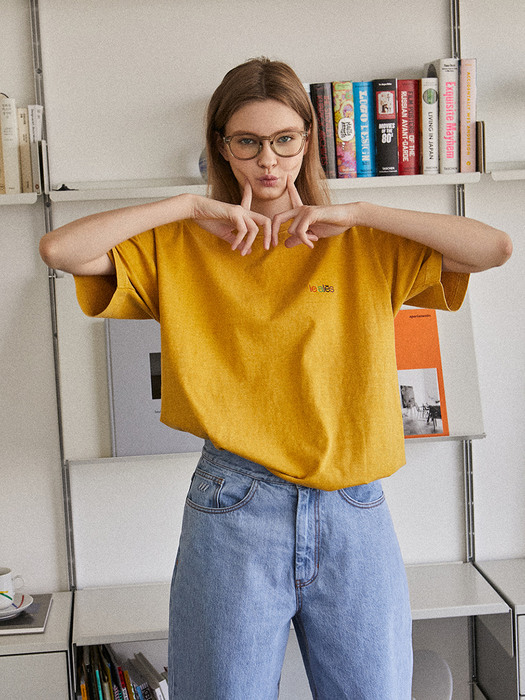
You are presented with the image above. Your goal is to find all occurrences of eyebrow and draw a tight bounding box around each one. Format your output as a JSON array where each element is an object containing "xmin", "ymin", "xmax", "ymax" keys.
[{"xmin": 226, "ymin": 127, "xmax": 306, "ymax": 137}]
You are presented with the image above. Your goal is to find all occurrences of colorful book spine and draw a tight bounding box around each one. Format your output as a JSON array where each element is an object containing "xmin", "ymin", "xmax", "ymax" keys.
[
  {"xmin": 332, "ymin": 81, "xmax": 357, "ymax": 178},
  {"xmin": 372, "ymin": 78, "xmax": 398, "ymax": 176},
  {"xmin": 352, "ymin": 81, "xmax": 376, "ymax": 177},
  {"xmin": 309, "ymin": 82, "xmax": 337, "ymax": 179},
  {"xmin": 397, "ymin": 79, "xmax": 420, "ymax": 175},
  {"xmin": 426, "ymin": 58, "xmax": 459, "ymax": 174},
  {"xmin": 420, "ymin": 78, "xmax": 439, "ymax": 175},
  {"xmin": 459, "ymin": 58, "xmax": 477, "ymax": 173}
]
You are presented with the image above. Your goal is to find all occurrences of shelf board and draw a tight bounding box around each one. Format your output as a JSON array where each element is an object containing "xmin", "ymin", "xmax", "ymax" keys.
[
  {"xmin": 49, "ymin": 172, "xmax": 481, "ymax": 202},
  {"xmin": 327, "ymin": 172, "xmax": 480, "ymax": 189},
  {"xmin": 0, "ymin": 193, "xmax": 39, "ymax": 205},
  {"xmin": 477, "ymin": 558, "xmax": 525, "ymax": 614},
  {"xmin": 406, "ymin": 561, "xmax": 509, "ymax": 620},
  {"xmin": 72, "ymin": 562, "xmax": 509, "ymax": 646},
  {"xmin": 487, "ymin": 162, "xmax": 525, "ymax": 181},
  {"xmin": 73, "ymin": 582, "xmax": 170, "ymax": 646}
]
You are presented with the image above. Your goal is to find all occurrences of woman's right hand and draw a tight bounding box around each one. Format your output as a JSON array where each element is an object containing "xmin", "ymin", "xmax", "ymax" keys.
[{"xmin": 191, "ymin": 182, "xmax": 272, "ymax": 255}]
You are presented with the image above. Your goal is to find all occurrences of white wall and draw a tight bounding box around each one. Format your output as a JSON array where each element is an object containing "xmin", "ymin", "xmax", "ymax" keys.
[{"xmin": 0, "ymin": 0, "xmax": 68, "ymax": 594}]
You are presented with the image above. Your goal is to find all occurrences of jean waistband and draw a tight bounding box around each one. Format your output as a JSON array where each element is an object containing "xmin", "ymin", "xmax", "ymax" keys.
[{"xmin": 202, "ymin": 440, "xmax": 289, "ymax": 485}]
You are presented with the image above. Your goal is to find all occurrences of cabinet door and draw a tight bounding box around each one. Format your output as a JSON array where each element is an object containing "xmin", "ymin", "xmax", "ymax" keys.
[{"xmin": 0, "ymin": 652, "xmax": 70, "ymax": 699}]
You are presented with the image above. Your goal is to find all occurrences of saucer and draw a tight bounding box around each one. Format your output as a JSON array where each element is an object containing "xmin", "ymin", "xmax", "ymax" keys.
[{"xmin": 0, "ymin": 593, "xmax": 33, "ymax": 620}]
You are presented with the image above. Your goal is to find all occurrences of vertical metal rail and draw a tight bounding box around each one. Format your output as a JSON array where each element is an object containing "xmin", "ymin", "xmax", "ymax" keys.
[
  {"xmin": 451, "ymin": 2, "xmax": 479, "ymax": 696},
  {"xmin": 29, "ymin": 0, "xmax": 77, "ymax": 595}
]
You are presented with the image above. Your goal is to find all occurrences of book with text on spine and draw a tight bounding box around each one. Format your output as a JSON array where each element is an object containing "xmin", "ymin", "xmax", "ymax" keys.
[
  {"xmin": 425, "ymin": 58, "xmax": 459, "ymax": 174},
  {"xmin": 372, "ymin": 78, "xmax": 398, "ymax": 176},
  {"xmin": 420, "ymin": 77, "xmax": 439, "ymax": 175},
  {"xmin": 397, "ymin": 79, "xmax": 420, "ymax": 175},
  {"xmin": 332, "ymin": 81, "xmax": 357, "ymax": 178},
  {"xmin": 310, "ymin": 82, "xmax": 337, "ymax": 179},
  {"xmin": 353, "ymin": 81, "xmax": 376, "ymax": 177},
  {"xmin": 460, "ymin": 58, "xmax": 477, "ymax": 173}
]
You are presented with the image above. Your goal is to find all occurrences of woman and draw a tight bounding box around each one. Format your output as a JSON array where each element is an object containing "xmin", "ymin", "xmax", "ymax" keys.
[{"xmin": 40, "ymin": 58, "xmax": 511, "ymax": 699}]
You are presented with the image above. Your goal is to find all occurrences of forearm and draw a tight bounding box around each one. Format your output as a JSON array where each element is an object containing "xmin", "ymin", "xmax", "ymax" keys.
[
  {"xmin": 354, "ymin": 201, "xmax": 513, "ymax": 273},
  {"xmin": 39, "ymin": 193, "xmax": 194, "ymax": 275}
]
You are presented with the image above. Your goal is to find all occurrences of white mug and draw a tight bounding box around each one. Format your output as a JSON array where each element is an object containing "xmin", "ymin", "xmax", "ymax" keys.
[{"xmin": 0, "ymin": 568, "xmax": 24, "ymax": 610}]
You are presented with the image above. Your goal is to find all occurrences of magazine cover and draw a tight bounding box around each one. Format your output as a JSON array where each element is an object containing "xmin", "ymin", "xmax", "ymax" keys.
[{"xmin": 394, "ymin": 308, "xmax": 449, "ymax": 438}]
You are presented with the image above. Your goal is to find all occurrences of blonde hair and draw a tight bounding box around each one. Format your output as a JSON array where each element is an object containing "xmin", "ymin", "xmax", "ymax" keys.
[{"xmin": 206, "ymin": 57, "xmax": 330, "ymax": 206}]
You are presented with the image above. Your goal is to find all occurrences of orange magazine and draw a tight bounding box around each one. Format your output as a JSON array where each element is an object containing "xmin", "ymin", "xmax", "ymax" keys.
[{"xmin": 394, "ymin": 309, "xmax": 449, "ymax": 438}]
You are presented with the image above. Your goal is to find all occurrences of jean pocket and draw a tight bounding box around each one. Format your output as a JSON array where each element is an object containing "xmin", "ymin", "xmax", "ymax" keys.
[
  {"xmin": 186, "ymin": 465, "xmax": 258, "ymax": 513},
  {"xmin": 338, "ymin": 480, "xmax": 385, "ymax": 509}
]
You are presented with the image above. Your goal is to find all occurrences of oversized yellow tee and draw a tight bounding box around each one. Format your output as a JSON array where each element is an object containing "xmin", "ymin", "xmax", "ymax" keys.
[{"xmin": 75, "ymin": 220, "xmax": 468, "ymax": 490}]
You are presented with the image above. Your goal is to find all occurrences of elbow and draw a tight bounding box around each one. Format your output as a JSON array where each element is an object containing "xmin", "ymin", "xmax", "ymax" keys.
[
  {"xmin": 39, "ymin": 234, "xmax": 59, "ymax": 269},
  {"xmin": 494, "ymin": 230, "xmax": 513, "ymax": 268},
  {"xmin": 501, "ymin": 233, "xmax": 513, "ymax": 265}
]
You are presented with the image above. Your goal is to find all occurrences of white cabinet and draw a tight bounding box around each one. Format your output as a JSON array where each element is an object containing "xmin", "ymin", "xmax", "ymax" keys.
[{"xmin": 0, "ymin": 592, "xmax": 72, "ymax": 700}]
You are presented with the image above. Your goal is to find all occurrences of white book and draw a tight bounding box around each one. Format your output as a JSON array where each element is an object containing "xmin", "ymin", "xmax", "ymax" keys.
[
  {"xmin": 420, "ymin": 77, "xmax": 439, "ymax": 175},
  {"xmin": 0, "ymin": 95, "xmax": 21, "ymax": 193},
  {"xmin": 17, "ymin": 107, "xmax": 34, "ymax": 192},
  {"xmin": 28, "ymin": 104, "xmax": 44, "ymax": 142},
  {"xmin": 425, "ymin": 58, "xmax": 459, "ymax": 174}
]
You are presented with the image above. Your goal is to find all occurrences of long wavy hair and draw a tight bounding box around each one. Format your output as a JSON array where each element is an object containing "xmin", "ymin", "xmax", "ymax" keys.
[{"xmin": 206, "ymin": 57, "xmax": 330, "ymax": 207}]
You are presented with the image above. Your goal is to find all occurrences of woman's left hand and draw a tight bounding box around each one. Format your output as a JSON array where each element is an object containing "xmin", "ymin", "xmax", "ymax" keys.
[{"xmin": 271, "ymin": 176, "xmax": 359, "ymax": 249}]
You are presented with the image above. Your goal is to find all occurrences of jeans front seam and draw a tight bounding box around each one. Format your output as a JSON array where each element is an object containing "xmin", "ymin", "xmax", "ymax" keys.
[{"xmin": 295, "ymin": 489, "xmax": 321, "ymax": 589}]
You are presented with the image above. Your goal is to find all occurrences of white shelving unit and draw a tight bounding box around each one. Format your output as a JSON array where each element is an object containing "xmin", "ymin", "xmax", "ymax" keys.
[
  {"xmin": 72, "ymin": 563, "xmax": 509, "ymax": 649},
  {"xmin": 47, "ymin": 172, "xmax": 482, "ymax": 203}
]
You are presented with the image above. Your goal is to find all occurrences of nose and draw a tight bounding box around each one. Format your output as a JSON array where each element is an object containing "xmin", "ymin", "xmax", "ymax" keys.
[{"xmin": 257, "ymin": 139, "xmax": 277, "ymax": 169}]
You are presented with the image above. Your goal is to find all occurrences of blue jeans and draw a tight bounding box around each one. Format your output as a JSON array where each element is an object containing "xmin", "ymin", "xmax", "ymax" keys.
[{"xmin": 169, "ymin": 442, "xmax": 412, "ymax": 699}]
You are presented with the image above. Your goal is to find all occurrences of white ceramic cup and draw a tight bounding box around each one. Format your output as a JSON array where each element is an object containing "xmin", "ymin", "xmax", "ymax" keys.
[{"xmin": 0, "ymin": 568, "xmax": 24, "ymax": 610}]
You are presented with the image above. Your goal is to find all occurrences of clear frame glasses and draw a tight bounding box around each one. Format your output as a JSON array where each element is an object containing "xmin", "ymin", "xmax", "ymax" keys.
[{"xmin": 222, "ymin": 130, "xmax": 308, "ymax": 160}]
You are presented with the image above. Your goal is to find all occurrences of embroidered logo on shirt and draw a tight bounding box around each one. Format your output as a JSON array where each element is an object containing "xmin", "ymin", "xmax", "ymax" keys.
[{"xmin": 308, "ymin": 283, "xmax": 335, "ymax": 293}]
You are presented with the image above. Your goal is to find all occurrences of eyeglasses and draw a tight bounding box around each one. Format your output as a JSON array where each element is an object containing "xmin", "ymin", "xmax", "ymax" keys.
[{"xmin": 222, "ymin": 130, "xmax": 308, "ymax": 160}]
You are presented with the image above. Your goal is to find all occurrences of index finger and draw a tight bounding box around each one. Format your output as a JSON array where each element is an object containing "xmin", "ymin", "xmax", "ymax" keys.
[
  {"xmin": 287, "ymin": 174, "xmax": 303, "ymax": 209},
  {"xmin": 240, "ymin": 180, "xmax": 253, "ymax": 211}
]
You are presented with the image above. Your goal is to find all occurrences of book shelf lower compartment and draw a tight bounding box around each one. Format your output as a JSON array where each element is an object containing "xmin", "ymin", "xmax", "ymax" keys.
[{"xmin": 72, "ymin": 562, "xmax": 509, "ymax": 648}]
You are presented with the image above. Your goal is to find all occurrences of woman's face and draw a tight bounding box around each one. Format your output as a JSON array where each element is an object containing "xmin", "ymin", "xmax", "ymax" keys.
[{"xmin": 220, "ymin": 99, "xmax": 308, "ymax": 217}]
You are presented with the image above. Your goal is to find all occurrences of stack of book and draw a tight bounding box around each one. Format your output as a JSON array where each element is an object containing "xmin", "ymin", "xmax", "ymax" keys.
[
  {"xmin": 0, "ymin": 94, "xmax": 46, "ymax": 195},
  {"xmin": 76, "ymin": 645, "xmax": 169, "ymax": 700},
  {"xmin": 308, "ymin": 57, "xmax": 477, "ymax": 178}
]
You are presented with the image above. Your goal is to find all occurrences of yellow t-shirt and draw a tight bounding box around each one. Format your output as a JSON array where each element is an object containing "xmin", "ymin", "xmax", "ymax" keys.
[{"xmin": 75, "ymin": 220, "xmax": 468, "ymax": 490}]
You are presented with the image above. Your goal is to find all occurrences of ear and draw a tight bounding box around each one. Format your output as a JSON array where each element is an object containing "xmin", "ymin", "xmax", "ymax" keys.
[{"xmin": 216, "ymin": 132, "xmax": 230, "ymax": 161}]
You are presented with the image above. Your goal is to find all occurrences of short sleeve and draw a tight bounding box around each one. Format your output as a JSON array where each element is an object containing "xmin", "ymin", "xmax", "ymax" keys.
[
  {"xmin": 366, "ymin": 227, "xmax": 470, "ymax": 313},
  {"xmin": 74, "ymin": 229, "xmax": 160, "ymax": 320}
]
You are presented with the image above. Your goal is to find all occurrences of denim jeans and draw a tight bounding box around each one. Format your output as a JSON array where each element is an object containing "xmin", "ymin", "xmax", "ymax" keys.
[{"xmin": 169, "ymin": 441, "xmax": 412, "ymax": 699}]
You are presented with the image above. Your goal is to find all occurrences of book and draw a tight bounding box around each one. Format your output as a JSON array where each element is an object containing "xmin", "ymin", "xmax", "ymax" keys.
[
  {"xmin": 352, "ymin": 81, "xmax": 376, "ymax": 177},
  {"xmin": 425, "ymin": 58, "xmax": 459, "ymax": 174},
  {"xmin": 0, "ymin": 94, "xmax": 21, "ymax": 194},
  {"xmin": 309, "ymin": 82, "xmax": 337, "ymax": 178},
  {"xmin": 394, "ymin": 308, "xmax": 449, "ymax": 438},
  {"xmin": 133, "ymin": 652, "xmax": 169, "ymax": 700},
  {"xmin": 459, "ymin": 57, "xmax": 477, "ymax": 173},
  {"xmin": 397, "ymin": 79, "xmax": 420, "ymax": 175},
  {"xmin": 28, "ymin": 104, "xmax": 44, "ymax": 142},
  {"xmin": 332, "ymin": 81, "xmax": 357, "ymax": 178},
  {"xmin": 476, "ymin": 120, "xmax": 486, "ymax": 173},
  {"xmin": 17, "ymin": 107, "xmax": 34, "ymax": 192},
  {"xmin": 0, "ymin": 593, "xmax": 53, "ymax": 635},
  {"xmin": 420, "ymin": 77, "xmax": 439, "ymax": 175},
  {"xmin": 372, "ymin": 78, "xmax": 398, "ymax": 175}
]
